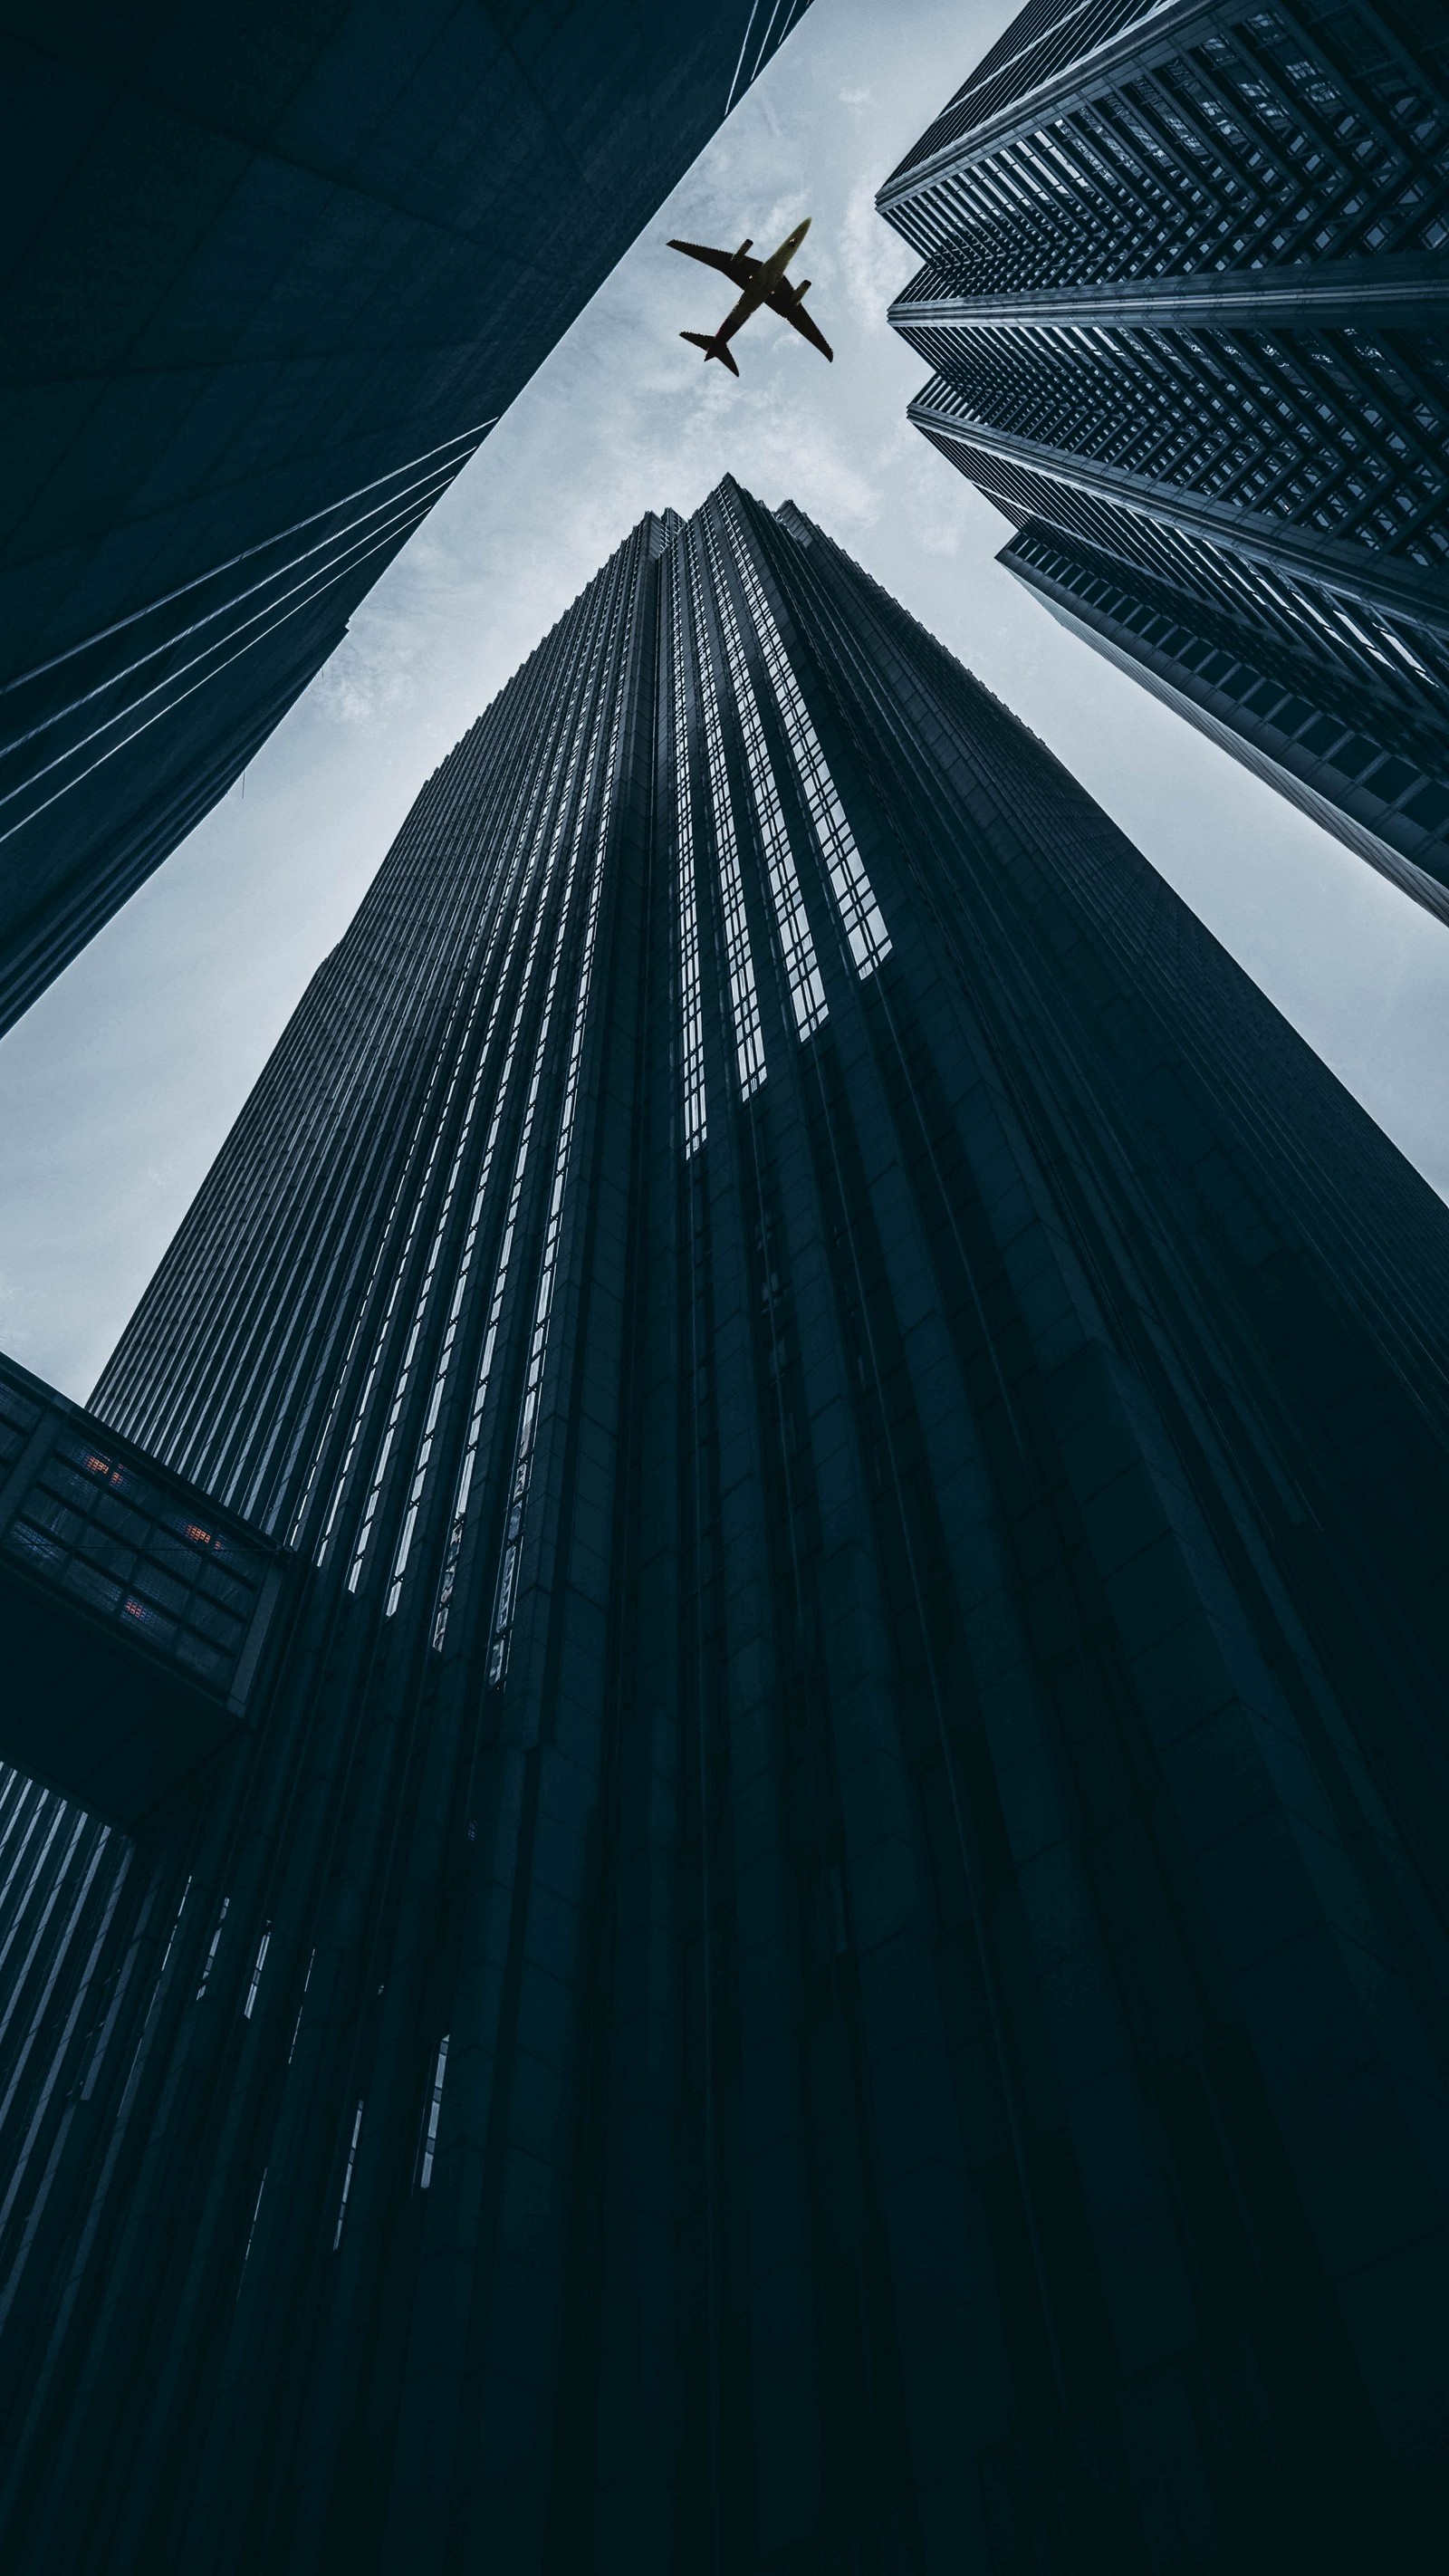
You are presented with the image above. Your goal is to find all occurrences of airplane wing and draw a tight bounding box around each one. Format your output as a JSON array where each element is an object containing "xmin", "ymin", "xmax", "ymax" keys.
[
  {"xmin": 768, "ymin": 282, "xmax": 833, "ymax": 361},
  {"xmin": 668, "ymin": 238, "xmax": 761, "ymax": 290}
]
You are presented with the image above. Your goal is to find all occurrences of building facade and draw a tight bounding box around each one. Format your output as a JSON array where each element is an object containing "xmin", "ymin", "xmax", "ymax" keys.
[
  {"xmin": 3, "ymin": 483, "xmax": 1449, "ymax": 2568},
  {"xmin": 0, "ymin": 0, "xmax": 810, "ymax": 1033},
  {"xmin": 878, "ymin": 0, "xmax": 1449, "ymax": 920}
]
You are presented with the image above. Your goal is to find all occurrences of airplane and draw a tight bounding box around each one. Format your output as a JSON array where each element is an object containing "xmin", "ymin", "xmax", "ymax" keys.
[{"xmin": 668, "ymin": 216, "xmax": 832, "ymax": 376}]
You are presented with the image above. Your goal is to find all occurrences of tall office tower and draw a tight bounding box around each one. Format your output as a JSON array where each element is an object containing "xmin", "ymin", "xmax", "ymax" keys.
[
  {"xmin": 0, "ymin": 0, "xmax": 810, "ymax": 1034},
  {"xmin": 878, "ymin": 0, "xmax": 1449, "ymax": 922},
  {"xmin": 5, "ymin": 482, "xmax": 1449, "ymax": 2571}
]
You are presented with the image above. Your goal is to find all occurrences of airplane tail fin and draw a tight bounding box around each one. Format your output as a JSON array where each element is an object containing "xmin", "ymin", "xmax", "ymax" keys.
[{"xmin": 681, "ymin": 330, "xmax": 740, "ymax": 379}]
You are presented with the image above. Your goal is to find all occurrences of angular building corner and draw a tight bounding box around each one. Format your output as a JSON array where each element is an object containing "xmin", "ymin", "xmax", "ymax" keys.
[
  {"xmin": 878, "ymin": 0, "xmax": 1449, "ymax": 921},
  {"xmin": 2, "ymin": 482, "xmax": 1449, "ymax": 2566},
  {"xmin": 0, "ymin": 0, "xmax": 813, "ymax": 1036}
]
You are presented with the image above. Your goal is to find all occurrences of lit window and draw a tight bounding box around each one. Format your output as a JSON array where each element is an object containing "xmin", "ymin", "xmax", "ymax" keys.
[
  {"xmin": 718, "ymin": 493, "xmax": 890, "ymax": 976},
  {"xmin": 686, "ymin": 534, "xmax": 768, "ymax": 1097},
  {"xmin": 670, "ymin": 571, "xmax": 708, "ymax": 1158},
  {"xmin": 702, "ymin": 520, "xmax": 827, "ymax": 1042},
  {"xmin": 419, "ymin": 2033, "xmax": 449, "ymax": 2188}
]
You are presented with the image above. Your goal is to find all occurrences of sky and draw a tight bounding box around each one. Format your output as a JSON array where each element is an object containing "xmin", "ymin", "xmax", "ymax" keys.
[{"xmin": 4, "ymin": 0, "xmax": 1448, "ymax": 1404}]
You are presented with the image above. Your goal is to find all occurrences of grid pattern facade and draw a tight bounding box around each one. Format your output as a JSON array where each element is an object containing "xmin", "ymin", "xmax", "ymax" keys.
[
  {"xmin": 3, "ymin": 484, "xmax": 1449, "ymax": 2569},
  {"xmin": 0, "ymin": 0, "xmax": 811, "ymax": 1033},
  {"xmin": 878, "ymin": 0, "xmax": 1449, "ymax": 912},
  {"xmin": 1, "ymin": 1374, "xmax": 267, "ymax": 1700}
]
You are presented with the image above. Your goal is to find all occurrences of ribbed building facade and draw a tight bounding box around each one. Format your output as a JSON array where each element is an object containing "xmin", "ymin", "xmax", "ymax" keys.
[
  {"xmin": 3, "ymin": 482, "xmax": 1449, "ymax": 2569},
  {"xmin": 878, "ymin": 0, "xmax": 1449, "ymax": 920},
  {"xmin": 0, "ymin": 0, "xmax": 811, "ymax": 1033}
]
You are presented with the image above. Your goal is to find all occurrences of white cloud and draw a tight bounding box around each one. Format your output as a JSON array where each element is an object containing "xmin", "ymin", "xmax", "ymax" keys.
[{"xmin": 838, "ymin": 174, "xmax": 917, "ymax": 332}]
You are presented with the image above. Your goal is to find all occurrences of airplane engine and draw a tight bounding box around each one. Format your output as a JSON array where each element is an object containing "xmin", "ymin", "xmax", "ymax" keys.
[{"xmin": 736, "ymin": 237, "xmax": 753, "ymax": 255}]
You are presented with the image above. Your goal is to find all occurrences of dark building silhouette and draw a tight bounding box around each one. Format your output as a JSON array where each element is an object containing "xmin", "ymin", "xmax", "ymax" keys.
[
  {"xmin": 4, "ymin": 481, "xmax": 1449, "ymax": 2568},
  {"xmin": 0, "ymin": 1347, "xmax": 286, "ymax": 1824},
  {"xmin": 0, "ymin": 0, "xmax": 811, "ymax": 1034},
  {"xmin": 878, "ymin": 0, "xmax": 1449, "ymax": 921}
]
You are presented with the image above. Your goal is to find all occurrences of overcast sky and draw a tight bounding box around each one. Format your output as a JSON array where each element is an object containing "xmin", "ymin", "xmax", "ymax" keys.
[{"xmin": 4, "ymin": 0, "xmax": 1448, "ymax": 1403}]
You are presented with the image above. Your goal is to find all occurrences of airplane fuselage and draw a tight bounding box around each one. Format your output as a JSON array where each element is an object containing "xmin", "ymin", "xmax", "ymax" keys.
[
  {"xmin": 715, "ymin": 218, "xmax": 811, "ymax": 349},
  {"xmin": 670, "ymin": 215, "xmax": 831, "ymax": 372}
]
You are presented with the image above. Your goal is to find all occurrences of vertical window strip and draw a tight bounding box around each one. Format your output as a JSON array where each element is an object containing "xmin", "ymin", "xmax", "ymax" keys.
[
  {"xmin": 685, "ymin": 537, "xmax": 767, "ymax": 1099},
  {"xmin": 703, "ymin": 521, "xmax": 827, "ymax": 1041},
  {"xmin": 322, "ymin": 629, "xmax": 608, "ymax": 1583},
  {"xmin": 333, "ymin": 2100, "xmax": 364, "ymax": 2250},
  {"xmin": 381, "ymin": 687, "xmax": 601, "ymax": 1615},
  {"xmin": 93, "ymin": 559, "xmax": 629, "ymax": 1480},
  {"xmin": 243, "ymin": 1927, "xmax": 270, "ymax": 2020},
  {"xmin": 286, "ymin": 1105, "xmax": 430, "ymax": 1549},
  {"xmin": 291, "ymin": 604, "xmax": 614, "ymax": 1556},
  {"xmin": 419, "ymin": 2033, "xmax": 449, "ymax": 2188},
  {"xmin": 0, "ymin": 1796, "xmax": 63, "ymax": 1937},
  {"xmin": 157, "ymin": 1877, "xmax": 192, "ymax": 1985},
  {"xmin": 671, "ymin": 573, "xmax": 708, "ymax": 1157},
  {"xmin": 0, "ymin": 1811, "xmax": 85, "ymax": 2043},
  {"xmin": 195, "ymin": 1896, "xmax": 229, "ymax": 2001},
  {"xmin": 241, "ymin": 2168, "xmax": 267, "ymax": 2273},
  {"xmin": 313, "ymin": 1048, "xmax": 465, "ymax": 1572},
  {"xmin": 0, "ymin": 1825, "xmax": 117, "ymax": 2176},
  {"xmin": 287, "ymin": 1949, "xmax": 314, "ymax": 2065},
  {"xmin": 719, "ymin": 500, "xmax": 891, "ymax": 973},
  {"xmin": 486, "ymin": 685, "xmax": 625, "ymax": 1687},
  {"xmin": 432, "ymin": 612, "xmax": 627, "ymax": 1649},
  {"xmin": 350, "ymin": 698, "xmax": 592, "ymax": 1597}
]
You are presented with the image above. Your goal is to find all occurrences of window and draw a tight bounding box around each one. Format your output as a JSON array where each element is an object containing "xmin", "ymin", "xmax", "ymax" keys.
[
  {"xmin": 703, "ymin": 520, "xmax": 826, "ymax": 1043},
  {"xmin": 719, "ymin": 495, "xmax": 892, "ymax": 979}
]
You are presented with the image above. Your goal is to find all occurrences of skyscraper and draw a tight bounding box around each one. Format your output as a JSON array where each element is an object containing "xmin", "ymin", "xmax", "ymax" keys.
[
  {"xmin": 4, "ymin": 480, "xmax": 1449, "ymax": 2569},
  {"xmin": 878, "ymin": 0, "xmax": 1449, "ymax": 921},
  {"xmin": 0, "ymin": 0, "xmax": 811, "ymax": 1033}
]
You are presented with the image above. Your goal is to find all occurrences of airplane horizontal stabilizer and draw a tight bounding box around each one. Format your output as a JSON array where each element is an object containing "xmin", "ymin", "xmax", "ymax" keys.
[{"xmin": 681, "ymin": 331, "xmax": 740, "ymax": 378}]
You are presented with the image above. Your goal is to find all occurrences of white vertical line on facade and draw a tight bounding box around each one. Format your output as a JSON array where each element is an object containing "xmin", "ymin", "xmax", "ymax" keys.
[
  {"xmin": 0, "ymin": 1814, "xmax": 88, "ymax": 2064},
  {"xmin": 719, "ymin": 492, "xmax": 892, "ymax": 974},
  {"xmin": 380, "ymin": 634, "xmax": 612, "ymax": 1616},
  {"xmin": 685, "ymin": 533, "xmax": 768, "ymax": 1098},
  {"xmin": 0, "ymin": 1792, "xmax": 57, "ymax": 1930},
  {"xmin": 350, "ymin": 677, "xmax": 601, "ymax": 1596},
  {"xmin": 671, "ymin": 563, "xmax": 708, "ymax": 1158},
  {"xmin": 724, "ymin": 0, "xmax": 763, "ymax": 117},
  {"xmin": 702, "ymin": 514, "xmax": 827, "ymax": 1041},
  {"xmin": 243, "ymin": 1927, "xmax": 271, "ymax": 2020},
  {"xmin": 0, "ymin": 513, "xmax": 446, "ymax": 852},
  {"xmin": 0, "ymin": 1834, "xmax": 131, "ymax": 2283},
  {"xmin": 0, "ymin": 1825, "xmax": 112, "ymax": 2169},
  {"xmin": 241, "ymin": 2168, "xmax": 267, "ymax": 2273},
  {"xmin": 0, "ymin": 475, "xmax": 463, "ymax": 826},
  {"xmin": 195, "ymin": 1896, "xmax": 229, "ymax": 2001},
  {"xmin": 431, "ymin": 588, "xmax": 629, "ymax": 1648},
  {"xmin": 0, "ymin": 419, "xmax": 497, "ymax": 704},
  {"xmin": 315, "ymin": 605, "xmax": 612, "ymax": 1579},
  {"xmin": 485, "ymin": 625, "xmax": 633, "ymax": 1686},
  {"xmin": 418, "ymin": 2033, "xmax": 449, "ymax": 2188},
  {"xmin": 287, "ymin": 1949, "xmax": 315, "ymax": 2065},
  {"xmin": 332, "ymin": 2100, "xmax": 364, "ymax": 2250},
  {"xmin": 157, "ymin": 1877, "xmax": 192, "ymax": 1986},
  {"xmin": 287, "ymin": 652, "xmax": 581, "ymax": 1552}
]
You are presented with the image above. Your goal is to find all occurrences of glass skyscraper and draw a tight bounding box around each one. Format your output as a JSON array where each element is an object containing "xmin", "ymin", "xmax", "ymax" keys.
[
  {"xmin": 2, "ymin": 481, "xmax": 1449, "ymax": 2568},
  {"xmin": 878, "ymin": 0, "xmax": 1449, "ymax": 921},
  {"xmin": 0, "ymin": 0, "xmax": 811, "ymax": 1033}
]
